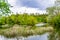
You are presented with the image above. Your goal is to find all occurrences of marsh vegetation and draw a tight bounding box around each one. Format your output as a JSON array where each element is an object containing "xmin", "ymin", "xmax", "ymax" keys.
[{"xmin": 0, "ymin": 0, "xmax": 60, "ymax": 40}]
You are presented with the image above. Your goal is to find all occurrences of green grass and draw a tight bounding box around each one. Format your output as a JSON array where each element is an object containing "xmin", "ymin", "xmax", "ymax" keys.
[{"xmin": 0, "ymin": 25, "xmax": 53, "ymax": 38}]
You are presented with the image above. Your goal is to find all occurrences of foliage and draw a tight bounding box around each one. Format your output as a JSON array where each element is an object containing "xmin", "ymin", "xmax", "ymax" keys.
[
  {"xmin": 0, "ymin": 25, "xmax": 53, "ymax": 37},
  {"xmin": 46, "ymin": 6, "xmax": 56, "ymax": 15},
  {"xmin": 0, "ymin": 0, "xmax": 11, "ymax": 16},
  {"xmin": 0, "ymin": 17, "xmax": 6, "ymax": 25},
  {"xmin": 0, "ymin": 0, "xmax": 11, "ymax": 27},
  {"xmin": 35, "ymin": 14, "xmax": 47, "ymax": 23},
  {"xmin": 47, "ymin": 0, "xmax": 60, "ymax": 32},
  {"xmin": 47, "ymin": 0, "xmax": 60, "ymax": 40},
  {"xmin": 0, "ymin": 13, "xmax": 47, "ymax": 27},
  {"xmin": 47, "ymin": 14, "xmax": 60, "ymax": 32}
]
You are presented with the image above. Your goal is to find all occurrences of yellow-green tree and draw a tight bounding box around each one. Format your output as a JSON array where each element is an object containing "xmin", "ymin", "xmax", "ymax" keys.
[{"xmin": 0, "ymin": 0, "xmax": 10, "ymax": 16}]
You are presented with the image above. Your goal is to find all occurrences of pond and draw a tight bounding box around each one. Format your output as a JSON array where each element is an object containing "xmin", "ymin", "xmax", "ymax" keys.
[
  {"xmin": 0, "ymin": 33, "xmax": 49, "ymax": 40},
  {"xmin": 35, "ymin": 23, "xmax": 47, "ymax": 27}
]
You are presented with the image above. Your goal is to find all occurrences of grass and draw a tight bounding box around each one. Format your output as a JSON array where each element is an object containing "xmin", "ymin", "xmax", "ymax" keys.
[{"xmin": 0, "ymin": 25, "xmax": 53, "ymax": 38}]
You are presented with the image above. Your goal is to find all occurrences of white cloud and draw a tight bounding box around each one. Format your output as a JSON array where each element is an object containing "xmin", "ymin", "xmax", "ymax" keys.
[
  {"xmin": 36, "ymin": 0, "xmax": 56, "ymax": 7},
  {"xmin": 8, "ymin": 0, "xmax": 55, "ymax": 14},
  {"xmin": 8, "ymin": 0, "xmax": 16, "ymax": 6},
  {"xmin": 10, "ymin": 6, "xmax": 46, "ymax": 14},
  {"xmin": 8, "ymin": 0, "xmax": 56, "ymax": 9},
  {"xmin": 8, "ymin": 0, "xmax": 22, "ymax": 8}
]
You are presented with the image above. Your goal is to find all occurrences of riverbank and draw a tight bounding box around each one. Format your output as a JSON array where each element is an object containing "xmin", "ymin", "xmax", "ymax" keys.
[
  {"xmin": 0, "ymin": 33, "xmax": 49, "ymax": 40},
  {"xmin": 0, "ymin": 25, "xmax": 53, "ymax": 38}
]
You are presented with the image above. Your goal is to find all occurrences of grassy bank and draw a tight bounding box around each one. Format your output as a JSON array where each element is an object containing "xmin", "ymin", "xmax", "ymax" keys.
[{"xmin": 0, "ymin": 25, "xmax": 53, "ymax": 38}]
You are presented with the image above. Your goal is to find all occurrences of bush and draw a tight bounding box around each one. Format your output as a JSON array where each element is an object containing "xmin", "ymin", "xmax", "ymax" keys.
[
  {"xmin": 0, "ymin": 13, "xmax": 47, "ymax": 27},
  {"xmin": 47, "ymin": 14, "xmax": 60, "ymax": 31}
]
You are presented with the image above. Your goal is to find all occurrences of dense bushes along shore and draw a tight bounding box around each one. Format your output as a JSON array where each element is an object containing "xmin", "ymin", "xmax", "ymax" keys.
[{"xmin": 0, "ymin": 13, "xmax": 48, "ymax": 27}]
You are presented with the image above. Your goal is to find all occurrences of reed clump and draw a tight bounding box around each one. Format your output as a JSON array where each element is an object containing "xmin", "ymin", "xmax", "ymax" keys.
[{"xmin": 0, "ymin": 25, "xmax": 53, "ymax": 38}]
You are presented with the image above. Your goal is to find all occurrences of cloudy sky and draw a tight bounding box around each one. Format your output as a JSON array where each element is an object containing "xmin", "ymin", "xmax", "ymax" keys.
[{"xmin": 8, "ymin": 0, "xmax": 56, "ymax": 14}]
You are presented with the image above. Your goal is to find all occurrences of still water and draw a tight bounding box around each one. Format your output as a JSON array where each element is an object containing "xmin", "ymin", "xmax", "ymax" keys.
[{"xmin": 0, "ymin": 33, "xmax": 49, "ymax": 40}]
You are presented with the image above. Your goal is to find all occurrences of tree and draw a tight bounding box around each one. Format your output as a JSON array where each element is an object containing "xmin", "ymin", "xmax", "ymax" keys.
[
  {"xmin": 47, "ymin": 0, "xmax": 60, "ymax": 40},
  {"xmin": 0, "ymin": 0, "xmax": 11, "ymax": 16},
  {"xmin": 47, "ymin": 0, "xmax": 60, "ymax": 15},
  {"xmin": 0, "ymin": 0, "xmax": 11, "ymax": 27},
  {"xmin": 27, "ymin": 16, "xmax": 38, "ymax": 26},
  {"xmin": 47, "ymin": 13, "xmax": 60, "ymax": 40},
  {"xmin": 47, "ymin": 0, "xmax": 60, "ymax": 30}
]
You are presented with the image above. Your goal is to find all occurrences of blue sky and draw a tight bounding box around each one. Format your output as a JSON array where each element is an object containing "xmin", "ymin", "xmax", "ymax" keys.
[
  {"xmin": 16, "ymin": 0, "xmax": 55, "ymax": 10},
  {"xmin": 8, "ymin": 0, "xmax": 56, "ymax": 13}
]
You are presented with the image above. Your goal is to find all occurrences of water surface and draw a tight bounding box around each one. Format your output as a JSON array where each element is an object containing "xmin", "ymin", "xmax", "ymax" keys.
[{"xmin": 0, "ymin": 33, "xmax": 49, "ymax": 40}]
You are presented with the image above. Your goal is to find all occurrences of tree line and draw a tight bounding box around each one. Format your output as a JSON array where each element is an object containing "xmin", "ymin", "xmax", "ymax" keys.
[{"xmin": 0, "ymin": 13, "xmax": 47, "ymax": 27}]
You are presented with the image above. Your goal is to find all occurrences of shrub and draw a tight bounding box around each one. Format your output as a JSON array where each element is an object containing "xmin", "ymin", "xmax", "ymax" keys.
[
  {"xmin": 0, "ymin": 13, "xmax": 47, "ymax": 27},
  {"xmin": 47, "ymin": 14, "xmax": 60, "ymax": 32}
]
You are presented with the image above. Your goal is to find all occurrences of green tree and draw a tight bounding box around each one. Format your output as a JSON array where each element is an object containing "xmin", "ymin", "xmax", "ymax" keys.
[
  {"xmin": 27, "ymin": 16, "xmax": 38, "ymax": 26},
  {"xmin": 0, "ymin": 0, "xmax": 11, "ymax": 16},
  {"xmin": 47, "ymin": 0, "xmax": 60, "ymax": 30},
  {"xmin": 47, "ymin": 0, "xmax": 60, "ymax": 40}
]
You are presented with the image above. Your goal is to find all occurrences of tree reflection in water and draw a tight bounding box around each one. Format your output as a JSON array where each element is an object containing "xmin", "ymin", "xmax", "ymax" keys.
[{"xmin": 48, "ymin": 31, "xmax": 60, "ymax": 40}]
